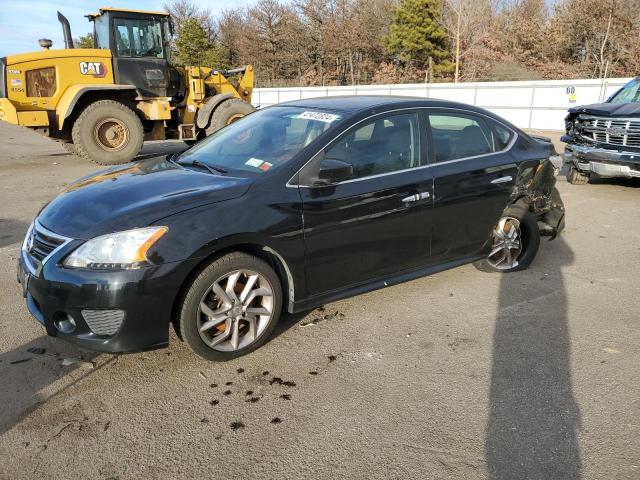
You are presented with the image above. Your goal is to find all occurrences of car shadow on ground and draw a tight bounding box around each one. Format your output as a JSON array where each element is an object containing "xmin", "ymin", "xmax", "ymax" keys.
[
  {"xmin": 485, "ymin": 235, "xmax": 582, "ymax": 479},
  {"xmin": 0, "ymin": 336, "xmax": 107, "ymax": 436},
  {"xmin": 0, "ymin": 219, "xmax": 30, "ymax": 248}
]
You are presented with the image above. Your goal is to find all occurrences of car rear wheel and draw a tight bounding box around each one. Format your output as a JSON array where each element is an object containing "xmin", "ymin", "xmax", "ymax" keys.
[
  {"xmin": 567, "ymin": 166, "xmax": 589, "ymax": 185},
  {"xmin": 178, "ymin": 252, "xmax": 282, "ymax": 361},
  {"xmin": 474, "ymin": 205, "xmax": 540, "ymax": 273}
]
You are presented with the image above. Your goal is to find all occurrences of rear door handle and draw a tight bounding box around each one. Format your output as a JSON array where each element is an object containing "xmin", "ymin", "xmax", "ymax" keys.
[
  {"xmin": 402, "ymin": 191, "xmax": 431, "ymax": 203},
  {"xmin": 491, "ymin": 176, "xmax": 513, "ymax": 185}
]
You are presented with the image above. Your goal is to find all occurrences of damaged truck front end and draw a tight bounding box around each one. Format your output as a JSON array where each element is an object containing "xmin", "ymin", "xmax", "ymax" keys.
[{"xmin": 562, "ymin": 77, "xmax": 640, "ymax": 184}]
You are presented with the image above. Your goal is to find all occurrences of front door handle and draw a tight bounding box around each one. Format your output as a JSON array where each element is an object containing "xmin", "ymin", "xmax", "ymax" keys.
[
  {"xmin": 491, "ymin": 176, "xmax": 513, "ymax": 184},
  {"xmin": 402, "ymin": 191, "xmax": 431, "ymax": 203}
]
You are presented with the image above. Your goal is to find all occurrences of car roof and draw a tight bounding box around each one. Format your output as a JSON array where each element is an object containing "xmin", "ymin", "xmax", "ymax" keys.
[
  {"xmin": 274, "ymin": 95, "xmax": 527, "ymax": 137},
  {"xmin": 276, "ymin": 95, "xmax": 481, "ymax": 115}
]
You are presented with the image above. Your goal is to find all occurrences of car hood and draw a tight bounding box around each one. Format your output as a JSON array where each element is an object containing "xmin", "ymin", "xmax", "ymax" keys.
[
  {"xmin": 569, "ymin": 102, "xmax": 640, "ymax": 117},
  {"xmin": 38, "ymin": 157, "xmax": 253, "ymax": 239}
]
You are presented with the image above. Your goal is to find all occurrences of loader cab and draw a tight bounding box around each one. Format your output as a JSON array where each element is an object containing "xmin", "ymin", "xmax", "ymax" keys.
[{"xmin": 89, "ymin": 8, "xmax": 181, "ymax": 98}]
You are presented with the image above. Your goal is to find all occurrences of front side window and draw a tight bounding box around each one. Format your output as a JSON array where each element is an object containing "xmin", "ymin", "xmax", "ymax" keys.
[
  {"xmin": 178, "ymin": 107, "xmax": 342, "ymax": 174},
  {"xmin": 113, "ymin": 18, "xmax": 164, "ymax": 58},
  {"xmin": 324, "ymin": 112, "xmax": 420, "ymax": 180},
  {"xmin": 93, "ymin": 16, "xmax": 109, "ymax": 49},
  {"xmin": 429, "ymin": 114, "xmax": 494, "ymax": 162}
]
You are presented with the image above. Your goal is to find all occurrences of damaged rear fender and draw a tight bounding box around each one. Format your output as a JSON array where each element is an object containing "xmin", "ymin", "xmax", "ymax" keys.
[{"xmin": 509, "ymin": 159, "xmax": 565, "ymax": 238}]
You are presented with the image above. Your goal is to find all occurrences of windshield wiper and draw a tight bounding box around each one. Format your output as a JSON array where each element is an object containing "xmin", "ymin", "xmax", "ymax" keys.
[{"xmin": 175, "ymin": 158, "xmax": 228, "ymax": 175}]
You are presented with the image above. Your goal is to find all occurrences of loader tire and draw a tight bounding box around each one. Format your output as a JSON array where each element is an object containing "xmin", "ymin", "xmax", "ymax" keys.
[
  {"xmin": 61, "ymin": 142, "xmax": 78, "ymax": 156},
  {"xmin": 72, "ymin": 100, "xmax": 144, "ymax": 166},
  {"xmin": 205, "ymin": 98, "xmax": 255, "ymax": 136}
]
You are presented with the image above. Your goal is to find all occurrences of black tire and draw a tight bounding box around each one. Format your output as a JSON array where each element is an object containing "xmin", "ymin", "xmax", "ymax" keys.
[
  {"xmin": 567, "ymin": 166, "xmax": 589, "ymax": 185},
  {"xmin": 178, "ymin": 252, "xmax": 283, "ymax": 361},
  {"xmin": 71, "ymin": 100, "xmax": 144, "ymax": 165},
  {"xmin": 474, "ymin": 204, "xmax": 541, "ymax": 273},
  {"xmin": 205, "ymin": 98, "xmax": 255, "ymax": 136}
]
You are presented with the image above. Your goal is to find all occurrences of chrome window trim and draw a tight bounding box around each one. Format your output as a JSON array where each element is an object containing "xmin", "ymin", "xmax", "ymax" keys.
[
  {"xmin": 21, "ymin": 219, "xmax": 73, "ymax": 276},
  {"xmin": 287, "ymin": 106, "xmax": 518, "ymax": 188}
]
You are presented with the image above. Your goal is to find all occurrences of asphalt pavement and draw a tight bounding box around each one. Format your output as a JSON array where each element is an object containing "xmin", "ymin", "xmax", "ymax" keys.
[{"xmin": 0, "ymin": 121, "xmax": 638, "ymax": 479}]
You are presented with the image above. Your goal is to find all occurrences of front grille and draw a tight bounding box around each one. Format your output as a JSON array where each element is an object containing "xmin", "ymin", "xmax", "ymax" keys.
[
  {"xmin": 82, "ymin": 309, "xmax": 125, "ymax": 336},
  {"xmin": 29, "ymin": 228, "xmax": 65, "ymax": 261},
  {"xmin": 579, "ymin": 114, "xmax": 640, "ymax": 148},
  {"xmin": 23, "ymin": 221, "xmax": 71, "ymax": 273}
]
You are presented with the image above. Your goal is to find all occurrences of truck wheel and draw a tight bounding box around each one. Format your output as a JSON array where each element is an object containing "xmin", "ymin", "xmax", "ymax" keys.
[
  {"xmin": 72, "ymin": 100, "xmax": 144, "ymax": 165},
  {"xmin": 177, "ymin": 252, "xmax": 282, "ymax": 361},
  {"xmin": 474, "ymin": 204, "xmax": 540, "ymax": 273},
  {"xmin": 205, "ymin": 98, "xmax": 255, "ymax": 136},
  {"xmin": 567, "ymin": 167, "xmax": 589, "ymax": 185},
  {"xmin": 61, "ymin": 142, "xmax": 78, "ymax": 156}
]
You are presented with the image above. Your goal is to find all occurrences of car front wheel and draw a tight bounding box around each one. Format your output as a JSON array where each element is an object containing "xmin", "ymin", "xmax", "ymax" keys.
[
  {"xmin": 178, "ymin": 252, "xmax": 282, "ymax": 361},
  {"xmin": 474, "ymin": 205, "xmax": 541, "ymax": 273}
]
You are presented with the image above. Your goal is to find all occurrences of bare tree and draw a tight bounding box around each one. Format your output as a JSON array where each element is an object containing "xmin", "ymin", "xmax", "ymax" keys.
[{"xmin": 442, "ymin": 0, "xmax": 494, "ymax": 82}]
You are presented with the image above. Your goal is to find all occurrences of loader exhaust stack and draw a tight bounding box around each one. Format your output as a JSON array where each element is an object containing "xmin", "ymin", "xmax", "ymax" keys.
[{"xmin": 57, "ymin": 11, "xmax": 74, "ymax": 49}]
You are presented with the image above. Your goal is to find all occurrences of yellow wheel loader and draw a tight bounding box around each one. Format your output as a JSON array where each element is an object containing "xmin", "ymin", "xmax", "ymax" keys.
[{"xmin": 0, "ymin": 8, "xmax": 255, "ymax": 165}]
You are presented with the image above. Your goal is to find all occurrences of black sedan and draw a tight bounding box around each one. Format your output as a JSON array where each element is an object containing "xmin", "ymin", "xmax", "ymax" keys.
[{"xmin": 17, "ymin": 97, "xmax": 565, "ymax": 360}]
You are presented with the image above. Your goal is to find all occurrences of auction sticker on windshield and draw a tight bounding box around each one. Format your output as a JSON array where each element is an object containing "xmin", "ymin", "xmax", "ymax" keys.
[
  {"xmin": 245, "ymin": 158, "xmax": 264, "ymax": 168},
  {"xmin": 295, "ymin": 111, "xmax": 341, "ymax": 123}
]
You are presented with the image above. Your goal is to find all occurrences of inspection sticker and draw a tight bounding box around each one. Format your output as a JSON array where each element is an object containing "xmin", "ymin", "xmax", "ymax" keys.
[
  {"xmin": 296, "ymin": 111, "xmax": 341, "ymax": 123},
  {"xmin": 258, "ymin": 162, "xmax": 273, "ymax": 171},
  {"xmin": 245, "ymin": 158, "xmax": 264, "ymax": 168}
]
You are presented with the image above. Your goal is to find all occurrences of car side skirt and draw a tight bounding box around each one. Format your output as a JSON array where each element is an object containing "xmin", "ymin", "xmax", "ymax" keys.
[{"xmin": 292, "ymin": 254, "xmax": 484, "ymax": 313}]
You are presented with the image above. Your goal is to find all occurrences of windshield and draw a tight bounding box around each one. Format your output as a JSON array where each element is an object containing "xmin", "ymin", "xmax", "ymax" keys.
[
  {"xmin": 178, "ymin": 107, "xmax": 343, "ymax": 174},
  {"xmin": 608, "ymin": 78, "xmax": 640, "ymax": 104}
]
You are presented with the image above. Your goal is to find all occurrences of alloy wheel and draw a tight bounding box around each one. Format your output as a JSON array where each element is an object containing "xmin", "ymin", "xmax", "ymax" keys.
[
  {"xmin": 487, "ymin": 217, "xmax": 522, "ymax": 270},
  {"xmin": 197, "ymin": 269, "xmax": 274, "ymax": 352}
]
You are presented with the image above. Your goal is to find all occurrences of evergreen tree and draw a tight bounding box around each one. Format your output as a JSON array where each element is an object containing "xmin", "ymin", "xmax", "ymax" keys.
[
  {"xmin": 385, "ymin": 0, "xmax": 452, "ymax": 75},
  {"xmin": 174, "ymin": 17, "xmax": 229, "ymax": 68},
  {"xmin": 75, "ymin": 33, "xmax": 94, "ymax": 49}
]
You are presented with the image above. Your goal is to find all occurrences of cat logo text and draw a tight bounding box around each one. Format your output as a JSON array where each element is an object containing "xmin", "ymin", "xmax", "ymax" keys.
[{"xmin": 79, "ymin": 62, "xmax": 107, "ymax": 78}]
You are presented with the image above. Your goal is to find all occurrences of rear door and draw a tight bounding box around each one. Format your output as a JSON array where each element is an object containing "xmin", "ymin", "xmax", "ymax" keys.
[
  {"xmin": 299, "ymin": 111, "xmax": 434, "ymax": 296},
  {"xmin": 426, "ymin": 110, "xmax": 518, "ymax": 263}
]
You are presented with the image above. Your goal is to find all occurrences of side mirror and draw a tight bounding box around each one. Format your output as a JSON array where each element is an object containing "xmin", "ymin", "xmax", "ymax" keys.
[{"xmin": 314, "ymin": 159, "xmax": 353, "ymax": 186}]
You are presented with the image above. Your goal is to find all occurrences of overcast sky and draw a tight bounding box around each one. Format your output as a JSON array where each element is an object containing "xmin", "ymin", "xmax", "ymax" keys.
[{"xmin": 0, "ymin": 0, "xmax": 253, "ymax": 56}]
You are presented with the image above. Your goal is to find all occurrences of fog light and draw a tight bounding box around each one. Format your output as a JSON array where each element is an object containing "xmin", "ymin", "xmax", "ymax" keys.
[{"xmin": 53, "ymin": 313, "xmax": 76, "ymax": 334}]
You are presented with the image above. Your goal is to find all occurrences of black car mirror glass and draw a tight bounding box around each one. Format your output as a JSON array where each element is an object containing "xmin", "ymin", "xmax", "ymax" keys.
[{"xmin": 314, "ymin": 159, "xmax": 353, "ymax": 186}]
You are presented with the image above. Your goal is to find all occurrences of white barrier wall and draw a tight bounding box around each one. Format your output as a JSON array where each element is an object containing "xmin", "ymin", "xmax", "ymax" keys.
[{"xmin": 253, "ymin": 78, "xmax": 633, "ymax": 131}]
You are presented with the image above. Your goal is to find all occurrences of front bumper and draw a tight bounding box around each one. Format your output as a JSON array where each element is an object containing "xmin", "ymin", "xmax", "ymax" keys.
[
  {"xmin": 563, "ymin": 142, "xmax": 640, "ymax": 178},
  {"xmin": 17, "ymin": 244, "xmax": 199, "ymax": 353}
]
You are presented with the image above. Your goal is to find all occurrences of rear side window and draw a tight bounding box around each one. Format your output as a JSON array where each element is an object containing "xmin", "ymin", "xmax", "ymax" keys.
[
  {"xmin": 428, "ymin": 113, "xmax": 516, "ymax": 163},
  {"xmin": 429, "ymin": 114, "xmax": 493, "ymax": 162}
]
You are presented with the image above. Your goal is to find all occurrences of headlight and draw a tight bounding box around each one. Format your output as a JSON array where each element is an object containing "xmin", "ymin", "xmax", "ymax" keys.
[{"xmin": 63, "ymin": 227, "xmax": 168, "ymax": 270}]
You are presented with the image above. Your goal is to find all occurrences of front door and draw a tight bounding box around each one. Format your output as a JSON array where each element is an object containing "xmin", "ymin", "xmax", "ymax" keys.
[
  {"xmin": 427, "ymin": 110, "xmax": 518, "ymax": 263},
  {"xmin": 299, "ymin": 111, "xmax": 434, "ymax": 296}
]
